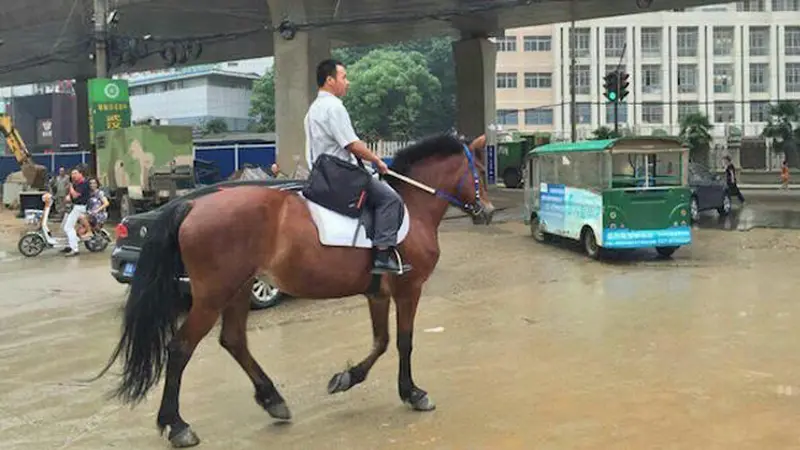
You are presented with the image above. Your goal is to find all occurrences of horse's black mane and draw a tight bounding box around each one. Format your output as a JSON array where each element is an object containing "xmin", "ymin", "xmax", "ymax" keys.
[{"xmin": 388, "ymin": 133, "xmax": 465, "ymax": 179}]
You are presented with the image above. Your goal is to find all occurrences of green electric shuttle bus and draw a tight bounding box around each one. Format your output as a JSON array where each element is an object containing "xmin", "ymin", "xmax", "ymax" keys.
[{"xmin": 523, "ymin": 136, "xmax": 692, "ymax": 259}]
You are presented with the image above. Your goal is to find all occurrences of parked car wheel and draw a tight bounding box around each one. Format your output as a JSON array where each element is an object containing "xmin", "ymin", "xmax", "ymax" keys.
[
  {"xmin": 530, "ymin": 214, "xmax": 547, "ymax": 243},
  {"xmin": 250, "ymin": 277, "xmax": 286, "ymax": 310},
  {"xmin": 690, "ymin": 196, "xmax": 700, "ymax": 222},
  {"xmin": 656, "ymin": 246, "xmax": 679, "ymax": 258},
  {"xmin": 503, "ymin": 168, "xmax": 522, "ymax": 189},
  {"xmin": 581, "ymin": 227, "xmax": 601, "ymax": 260},
  {"xmin": 717, "ymin": 194, "xmax": 732, "ymax": 216}
]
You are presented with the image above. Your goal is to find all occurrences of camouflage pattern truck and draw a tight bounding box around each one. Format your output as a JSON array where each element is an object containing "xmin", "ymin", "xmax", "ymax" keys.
[{"xmin": 96, "ymin": 125, "xmax": 195, "ymax": 218}]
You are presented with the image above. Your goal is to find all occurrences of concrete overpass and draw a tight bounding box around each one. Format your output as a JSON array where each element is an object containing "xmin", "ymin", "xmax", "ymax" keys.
[{"xmin": 0, "ymin": 0, "xmax": 724, "ymax": 171}]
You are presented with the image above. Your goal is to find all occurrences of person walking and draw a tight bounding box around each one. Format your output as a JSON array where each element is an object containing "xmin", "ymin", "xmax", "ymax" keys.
[{"xmin": 723, "ymin": 155, "xmax": 745, "ymax": 204}]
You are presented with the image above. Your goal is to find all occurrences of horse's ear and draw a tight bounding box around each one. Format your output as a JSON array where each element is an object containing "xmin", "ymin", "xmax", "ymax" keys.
[{"xmin": 469, "ymin": 134, "xmax": 487, "ymax": 157}]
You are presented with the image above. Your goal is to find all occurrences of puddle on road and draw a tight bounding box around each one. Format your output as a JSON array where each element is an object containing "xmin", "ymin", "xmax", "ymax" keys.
[{"xmin": 694, "ymin": 206, "xmax": 800, "ymax": 231}]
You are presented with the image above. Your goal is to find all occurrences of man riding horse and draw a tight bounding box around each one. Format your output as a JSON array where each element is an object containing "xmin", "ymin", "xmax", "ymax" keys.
[{"xmin": 304, "ymin": 58, "xmax": 407, "ymax": 275}]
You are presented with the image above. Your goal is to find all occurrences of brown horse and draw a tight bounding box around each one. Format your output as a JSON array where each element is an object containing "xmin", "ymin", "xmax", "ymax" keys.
[{"xmin": 95, "ymin": 133, "xmax": 494, "ymax": 447}]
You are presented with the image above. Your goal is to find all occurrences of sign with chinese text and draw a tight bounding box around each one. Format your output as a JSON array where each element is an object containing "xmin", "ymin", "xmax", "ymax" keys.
[
  {"xmin": 88, "ymin": 79, "xmax": 131, "ymax": 143},
  {"xmin": 37, "ymin": 119, "xmax": 53, "ymax": 145}
]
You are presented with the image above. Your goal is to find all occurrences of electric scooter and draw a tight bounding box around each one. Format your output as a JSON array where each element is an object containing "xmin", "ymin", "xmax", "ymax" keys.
[{"xmin": 17, "ymin": 193, "xmax": 111, "ymax": 257}]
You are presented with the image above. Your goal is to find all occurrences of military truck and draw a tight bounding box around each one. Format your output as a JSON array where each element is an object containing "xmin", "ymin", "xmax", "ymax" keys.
[
  {"xmin": 497, "ymin": 131, "xmax": 551, "ymax": 188},
  {"xmin": 96, "ymin": 125, "xmax": 201, "ymax": 218}
]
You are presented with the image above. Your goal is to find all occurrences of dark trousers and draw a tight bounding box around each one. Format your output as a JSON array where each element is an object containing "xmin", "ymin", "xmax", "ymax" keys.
[
  {"xmin": 365, "ymin": 177, "xmax": 403, "ymax": 248},
  {"xmin": 728, "ymin": 183, "xmax": 745, "ymax": 202}
]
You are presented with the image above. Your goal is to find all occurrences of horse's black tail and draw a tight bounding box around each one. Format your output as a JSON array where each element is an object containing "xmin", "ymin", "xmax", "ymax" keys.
[{"xmin": 91, "ymin": 199, "xmax": 194, "ymax": 405}]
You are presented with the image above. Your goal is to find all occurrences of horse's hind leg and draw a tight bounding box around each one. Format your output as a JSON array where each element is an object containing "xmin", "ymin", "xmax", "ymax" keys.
[
  {"xmin": 328, "ymin": 284, "xmax": 391, "ymax": 394},
  {"xmin": 156, "ymin": 306, "xmax": 219, "ymax": 448},
  {"xmin": 219, "ymin": 289, "xmax": 291, "ymax": 421}
]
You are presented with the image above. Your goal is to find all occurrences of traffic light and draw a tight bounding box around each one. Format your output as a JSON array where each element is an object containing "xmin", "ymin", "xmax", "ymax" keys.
[
  {"xmin": 618, "ymin": 71, "xmax": 630, "ymax": 102},
  {"xmin": 603, "ymin": 71, "xmax": 619, "ymax": 102}
]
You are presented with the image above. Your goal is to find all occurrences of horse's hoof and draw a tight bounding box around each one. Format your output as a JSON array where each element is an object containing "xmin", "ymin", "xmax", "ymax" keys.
[
  {"xmin": 327, "ymin": 371, "xmax": 352, "ymax": 394},
  {"xmin": 169, "ymin": 427, "xmax": 200, "ymax": 448},
  {"xmin": 266, "ymin": 401, "xmax": 292, "ymax": 421},
  {"xmin": 406, "ymin": 393, "xmax": 436, "ymax": 412}
]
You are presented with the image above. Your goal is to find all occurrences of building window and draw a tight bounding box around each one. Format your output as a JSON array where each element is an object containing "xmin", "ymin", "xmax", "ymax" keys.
[
  {"xmin": 572, "ymin": 65, "xmax": 591, "ymax": 95},
  {"xmin": 641, "ymin": 65, "xmax": 662, "ymax": 94},
  {"xmin": 750, "ymin": 101, "xmax": 770, "ymax": 122},
  {"xmin": 786, "ymin": 63, "xmax": 800, "ymax": 92},
  {"xmin": 642, "ymin": 103, "xmax": 664, "ymax": 124},
  {"xmin": 496, "ymin": 109, "xmax": 519, "ymax": 125},
  {"xmin": 749, "ymin": 63, "xmax": 769, "ymax": 92},
  {"xmin": 678, "ymin": 64, "xmax": 698, "ymax": 93},
  {"xmin": 678, "ymin": 102, "xmax": 699, "ymax": 122},
  {"xmin": 749, "ymin": 27, "xmax": 770, "ymax": 56},
  {"xmin": 495, "ymin": 36, "xmax": 517, "ymax": 52},
  {"xmin": 641, "ymin": 27, "xmax": 662, "ymax": 57},
  {"xmin": 605, "ymin": 64, "xmax": 626, "ymax": 76},
  {"xmin": 575, "ymin": 103, "xmax": 592, "ymax": 124},
  {"xmin": 523, "ymin": 36, "xmax": 551, "ymax": 52},
  {"xmin": 569, "ymin": 28, "xmax": 591, "ymax": 58},
  {"xmin": 496, "ymin": 72, "xmax": 518, "ymax": 89},
  {"xmin": 713, "ymin": 27, "xmax": 734, "ymax": 56},
  {"xmin": 524, "ymin": 72, "xmax": 552, "ymax": 88},
  {"xmin": 772, "ymin": 0, "xmax": 800, "ymax": 10},
  {"xmin": 714, "ymin": 102, "xmax": 735, "ymax": 123},
  {"xmin": 605, "ymin": 28, "xmax": 627, "ymax": 58},
  {"xmin": 737, "ymin": 0, "xmax": 765, "ymax": 10},
  {"xmin": 785, "ymin": 27, "xmax": 800, "ymax": 56},
  {"xmin": 713, "ymin": 64, "xmax": 734, "ymax": 93},
  {"xmin": 677, "ymin": 27, "xmax": 699, "ymax": 57},
  {"xmin": 525, "ymin": 108, "xmax": 554, "ymax": 125},
  {"xmin": 605, "ymin": 103, "xmax": 629, "ymax": 124}
]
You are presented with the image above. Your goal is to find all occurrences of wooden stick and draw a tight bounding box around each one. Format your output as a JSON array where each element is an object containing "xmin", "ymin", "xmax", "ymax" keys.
[{"xmin": 384, "ymin": 169, "xmax": 436, "ymax": 194}]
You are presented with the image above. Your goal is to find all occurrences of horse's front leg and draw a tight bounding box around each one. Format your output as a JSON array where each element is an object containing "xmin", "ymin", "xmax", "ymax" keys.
[
  {"xmin": 392, "ymin": 282, "xmax": 435, "ymax": 411},
  {"xmin": 327, "ymin": 283, "xmax": 391, "ymax": 394}
]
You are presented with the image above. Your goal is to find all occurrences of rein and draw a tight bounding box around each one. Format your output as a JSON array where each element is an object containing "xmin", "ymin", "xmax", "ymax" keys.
[{"xmin": 384, "ymin": 144, "xmax": 483, "ymax": 216}]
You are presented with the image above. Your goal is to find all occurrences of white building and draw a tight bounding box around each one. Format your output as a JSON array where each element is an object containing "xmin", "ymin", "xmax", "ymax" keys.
[
  {"xmin": 126, "ymin": 66, "xmax": 261, "ymax": 132},
  {"xmin": 495, "ymin": 1, "xmax": 800, "ymax": 141}
]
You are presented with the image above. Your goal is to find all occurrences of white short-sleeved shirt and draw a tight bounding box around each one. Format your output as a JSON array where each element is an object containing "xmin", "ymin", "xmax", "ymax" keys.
[{"xmin": 304, "ymin": 91, "xmax": 360, "ymax": 170}]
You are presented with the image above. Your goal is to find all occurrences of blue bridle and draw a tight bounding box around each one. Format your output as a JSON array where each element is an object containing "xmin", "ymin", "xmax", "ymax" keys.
[{"xmin": 434, "ymin": 144, "xmax": 484, "ymax": 217}]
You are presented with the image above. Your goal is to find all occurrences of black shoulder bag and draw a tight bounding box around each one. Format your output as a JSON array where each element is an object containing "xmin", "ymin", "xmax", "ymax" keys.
[{"xmin": 302, "ymin": 123, "xmax": 372, "ymax": 218}]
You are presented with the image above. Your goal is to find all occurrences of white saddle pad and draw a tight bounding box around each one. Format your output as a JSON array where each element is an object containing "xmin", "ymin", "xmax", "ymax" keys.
[{"xmin": 300, "ymin": 193, "xmax": 410, "ymax": 249}]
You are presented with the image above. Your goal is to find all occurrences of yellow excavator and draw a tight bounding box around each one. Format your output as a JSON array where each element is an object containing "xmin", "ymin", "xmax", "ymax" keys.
[{"xmin": 0, "ymin": 113, "xmax": 48, "ymax": 190}]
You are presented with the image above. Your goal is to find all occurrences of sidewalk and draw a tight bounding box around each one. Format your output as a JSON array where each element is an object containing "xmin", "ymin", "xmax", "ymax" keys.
[{"xmin": 739, "ymin": 184, "xmax": 800, "ymax": 190}]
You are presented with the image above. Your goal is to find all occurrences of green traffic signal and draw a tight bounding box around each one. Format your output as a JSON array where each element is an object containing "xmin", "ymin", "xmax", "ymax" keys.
[{"xmin": 608, "ymin": 92, "xmax": 617, "ymax": 101}]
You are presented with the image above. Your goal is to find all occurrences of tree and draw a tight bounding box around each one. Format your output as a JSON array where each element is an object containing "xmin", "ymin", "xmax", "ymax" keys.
[
  {"xmin": 761, "ymin": 101, "xmax": 800, "ymax": 167},
  {"xmin": 334, "ymin": 37, "xmax": 455, "ymax": 136},
  {"xmin": 249, "ymin": 68, "xmax": 275, "ymax": 132},
  {"xmin": 343, "ymin": 49, "xmax": 441, "ymax": 140},
  {"xmin": 590, "ymin": 126, "xmax": 620, "ymax": 140},
  {"xmin": 679, "ymin": 112, "xmax": 713, "ymax": 165},
  {"xmin": 202, "ymin": 118, "xmax": 228, "ymax": 135},
  {"xmin": 250, "ymin": 37, "xmax": 453, "ymax": 139}
]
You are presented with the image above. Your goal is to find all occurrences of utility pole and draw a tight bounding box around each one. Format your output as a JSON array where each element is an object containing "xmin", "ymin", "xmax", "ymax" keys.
[
  {"xmin": 569, "ymin": 0, "xmax": 577, "ymax": 142},
  {"xmin": 94, "ymin": 0, "xmax": 108, "ymax": 78}
]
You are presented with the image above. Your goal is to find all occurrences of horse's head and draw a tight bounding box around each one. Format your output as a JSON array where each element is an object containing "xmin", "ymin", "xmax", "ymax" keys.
[
  {"xmin": 460, "ymin": 134, "xmax": 495, "ymax": 225},
  {"xmin": 389, "ymin": 134, "xmax": 495, "ymax": 225}
]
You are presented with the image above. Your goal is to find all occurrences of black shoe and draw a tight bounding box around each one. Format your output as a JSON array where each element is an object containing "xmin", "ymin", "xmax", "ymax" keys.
[
  {"xmin": 60, "ymin": 247, "xmax": 71, "ymax": 253},
  {"xmin": 372, "ymin": 248, "xmax": 411, "ymax": 275},
  {"xmin": 64, "ymin": 250, "xmax": 79, "ymax": 257}
]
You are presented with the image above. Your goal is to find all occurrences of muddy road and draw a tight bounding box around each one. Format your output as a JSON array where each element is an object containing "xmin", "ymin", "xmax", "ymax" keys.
[{"xmin": 2, "ymin": 198, "xmax": 800, "ymax": 449}]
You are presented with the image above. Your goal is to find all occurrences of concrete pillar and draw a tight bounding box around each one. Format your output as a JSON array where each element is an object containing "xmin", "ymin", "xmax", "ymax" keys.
[
  {"xmin": 268, "ymin": 0, "xmax": 330, "ymax": 177},
  {"xmin": 453, "ymin": 37, "xmax": 496, "ymax": 140}
]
